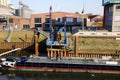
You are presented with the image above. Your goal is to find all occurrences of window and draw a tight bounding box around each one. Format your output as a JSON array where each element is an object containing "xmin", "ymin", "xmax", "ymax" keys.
[
  {"xmin": 9, "ymin": 19, "xmax": 13, "ymax": 23},
  {"xmin": 77, "ymin": 18, "xmax": 82, "ymax": 22},
  {"xmin": 66, "ymin": 17, "xmax": 73, "ymax": 22},
  {"xmin": 108, "ymin": 6, "xmax": 113, "ymax": 12},
  {"xmin": 116, "ymin": 6, "xmax": 120, "ymax": 9},
  {"xmin": 15, "ymin": 9, "xmax": 19, "ymax": 16},
  {"xmin": 45, "ymin": 18, "xmax": 50, "ymax": 23},
  {"xmin": 115, "ymin": 16, "xmax": 120, "ymax": 22},
  {"xmin": 35, "ymin": 24, "xmax": 42, "ymax": 28},
  {"xmin": 56, "ymin": 18, "xmax": 62, "ymax": 22},
  {"xmin": 116, "ymin": 6, "xmax": 120, "ymax": 12},
  {"xmin": 34, "ymin": 18, "xmax": 42, "ymax": 28},
  {"xmin": 45, "ymin": 24, "xmax": 50, "ymax": 30},
  {"xmin": 107, "ymin": 6, "xmax": 113, "ymax": 13},
  {"xmin": 34, "ymin": 18, "xmax": 41, "ymax": 23},
  {"xmin": 23, "ymin": 25, "xmax": 30, "ymax": 29},
  {"xmin": 114, "ymin": 26, "xmax": 120, "ymax": 32}
]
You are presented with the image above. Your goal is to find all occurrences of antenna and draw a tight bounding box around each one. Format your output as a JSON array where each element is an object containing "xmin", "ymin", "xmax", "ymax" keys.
[
  {"xmin": 57, "ymin": 4, "xmax": 60, "ymax": 11},
  {"xmin": 82, "ymin": 0, "xmax": 85, "ymax": 31},
  {"xmin": 82, "ymin": 0, "xmax": 84, "ymax": 14}
]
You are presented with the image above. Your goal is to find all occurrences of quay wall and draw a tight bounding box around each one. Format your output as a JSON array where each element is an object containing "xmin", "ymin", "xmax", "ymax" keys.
[
  {"xmin": 73, "ymin": 31, "xmax": 120, "ymax": 37},
  {"xmin": 0, "ymin": 42, "xmax": 34, "ymax": 57},
  {"xmin": 0, "ymin": 42, "xmax": 34, "ymax": 49}
]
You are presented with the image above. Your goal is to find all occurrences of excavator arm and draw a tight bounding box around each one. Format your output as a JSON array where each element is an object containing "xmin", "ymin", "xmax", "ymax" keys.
[{"xmin": 57, "ymin": 26, "xmax": 67, "ymax": 44}]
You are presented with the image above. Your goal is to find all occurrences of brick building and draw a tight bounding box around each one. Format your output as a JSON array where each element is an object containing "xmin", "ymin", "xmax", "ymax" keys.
[{"xmin": 31, "ymin": 12, "xmax": 87, "ymax": 31}]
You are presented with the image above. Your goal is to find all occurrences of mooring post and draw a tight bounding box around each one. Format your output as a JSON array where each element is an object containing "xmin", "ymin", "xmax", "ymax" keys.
[
  {"xmin": 35, "ymin": 35, "xmax": 39, "ymax": 56},
  {"xmin": 74, "ymin": 36, "xmax": 78, "ymax": 57}
]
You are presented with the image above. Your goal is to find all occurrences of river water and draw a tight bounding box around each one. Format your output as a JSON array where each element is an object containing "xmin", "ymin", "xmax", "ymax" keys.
[{"xmin": 0, "ymin": 71, "xmax": 120, "ymax": 80}]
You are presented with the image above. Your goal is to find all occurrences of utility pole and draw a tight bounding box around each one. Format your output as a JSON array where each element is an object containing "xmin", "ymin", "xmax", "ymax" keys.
[
  {"xmin": 50, "ymin": 6, "xmax": 52, "ymax": 27},
  {"xmin": 49, "ymin": 6, "xmax": 54, "ymax": 44},
  {"xmin": 19, "ymin": 0, "xmax": 23, "ymax": 17}
]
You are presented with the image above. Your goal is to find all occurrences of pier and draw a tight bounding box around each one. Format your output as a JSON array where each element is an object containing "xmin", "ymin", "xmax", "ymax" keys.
[{"xmin": 47, "ymin": 49, "xmax": 67, "ymax": 59}]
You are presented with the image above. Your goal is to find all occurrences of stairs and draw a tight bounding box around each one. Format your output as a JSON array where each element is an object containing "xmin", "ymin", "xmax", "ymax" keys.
[{"xmin": 38, "ymin": 28, "xmax": 50, "ymax": 41}]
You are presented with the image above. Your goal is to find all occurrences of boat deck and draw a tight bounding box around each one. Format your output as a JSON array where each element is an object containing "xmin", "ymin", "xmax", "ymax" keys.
[{"xmin": 27, "ymin": 57, "xmax": 120, "ymax": 66}]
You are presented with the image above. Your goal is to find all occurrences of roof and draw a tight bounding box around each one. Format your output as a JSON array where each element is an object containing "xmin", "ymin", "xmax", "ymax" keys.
[{"xmin": 32, "ymin": 11, "xmax": 87, "ymax": 18}]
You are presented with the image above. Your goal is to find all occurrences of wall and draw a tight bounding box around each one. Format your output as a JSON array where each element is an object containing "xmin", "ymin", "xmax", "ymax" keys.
[{"xmin": 112, "ymin": 4, "xmax": 120, "ymax": 32}]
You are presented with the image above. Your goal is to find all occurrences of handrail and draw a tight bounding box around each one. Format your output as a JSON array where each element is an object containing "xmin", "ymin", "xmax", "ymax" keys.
[{"xmin": 0, "ymin": 48, "xmax": 21, "ymax": 57}]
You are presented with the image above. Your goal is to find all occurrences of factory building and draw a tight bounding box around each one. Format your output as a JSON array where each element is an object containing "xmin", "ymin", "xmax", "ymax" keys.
[
  {"xmin": 0, "ymin": 0, "xmax": 31, "ymax": 30},
  {"xmin": 15, "ymin": 1, "xmax": 33, "ymax": 18}
]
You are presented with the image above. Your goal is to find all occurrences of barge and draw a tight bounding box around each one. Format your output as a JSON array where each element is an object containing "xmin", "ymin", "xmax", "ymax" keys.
[{"xmin": 1, "ymin": 56, "xmax": 120, "ymax": 73}]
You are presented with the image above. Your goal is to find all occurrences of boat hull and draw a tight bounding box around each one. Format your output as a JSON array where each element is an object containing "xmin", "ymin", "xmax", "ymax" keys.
[{"xmin": 8, "ymin": 62, "xmax": 120, "ymax": 73}]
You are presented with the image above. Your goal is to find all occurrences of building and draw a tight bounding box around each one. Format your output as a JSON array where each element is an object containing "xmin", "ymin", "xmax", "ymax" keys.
[
  {"xmin": 31, "ymin": 12, "xmax": 87, "ymax": 31},
  {"xmin": 0, "ymin": 0, "xmax": 14, "ymax": 29},
  {"xmin": 87, "ymin": 15, "xmax": 103, "ymax": 27},
  {"xmin": 0, "ymin": 0, "xmax": 31, "ymax": 30},
  {"xmin": 15, "ymin": 1, "xmax": 33, "ymax": 18},
  {"xmin": 103, "ymin": 0, "xmax": 120, "ymax": 32},
  {"xmin": 0, "ymin": 0, "xmax": 14, "ymax": 15}
]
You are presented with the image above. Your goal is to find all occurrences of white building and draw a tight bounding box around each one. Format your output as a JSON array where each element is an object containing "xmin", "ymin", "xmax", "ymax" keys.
[{"xmin": 0, "ymin": 0, "xmax": 14, "ymax": 16}]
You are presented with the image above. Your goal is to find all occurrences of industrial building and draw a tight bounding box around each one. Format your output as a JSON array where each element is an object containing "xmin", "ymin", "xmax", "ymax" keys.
[
  {"xmin": 15, "ymin": 1, "xmax": 33, "ymax": 18},
  {"xmin": 0, "ymin": 0, "xmax": 14, "ymax": 16},
  {"xmin": 0, "ymin": 0, "xmax": 32, "ymax": 29},
  {"xmin": 103, "ymin": 0, "xmax": 120, "ymax": 32}
]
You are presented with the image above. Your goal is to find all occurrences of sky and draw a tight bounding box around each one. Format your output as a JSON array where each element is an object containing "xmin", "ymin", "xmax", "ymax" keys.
[{"xmin": 11, "ymin": 0, "xmax": 104, "ymax": 15}]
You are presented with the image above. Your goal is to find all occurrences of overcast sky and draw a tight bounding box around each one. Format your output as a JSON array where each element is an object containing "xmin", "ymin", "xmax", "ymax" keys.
[{"xmin": 11, "ymin": 0, "xmax": 104, "ymax": 15}]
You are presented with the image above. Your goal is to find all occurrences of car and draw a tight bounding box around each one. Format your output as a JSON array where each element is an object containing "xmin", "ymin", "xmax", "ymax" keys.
[{"xmin": 1, "ymin": 56, "xmax": 17, "ymax": 67}]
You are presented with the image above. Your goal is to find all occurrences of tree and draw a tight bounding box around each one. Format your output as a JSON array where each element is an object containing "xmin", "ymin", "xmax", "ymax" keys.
[{"xmin": 75, "ymin": 12, "xmax": 79, "ymax": 14}]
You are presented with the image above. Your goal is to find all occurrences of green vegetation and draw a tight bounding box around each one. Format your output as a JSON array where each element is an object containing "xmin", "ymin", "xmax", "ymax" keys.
[
  {"xmin": 77, "ymin": 38, "xmax": 120, "ymax": 51},
  {"xmin": 0, "ymin": 30, "xmax": 46, "ymax": 42}
]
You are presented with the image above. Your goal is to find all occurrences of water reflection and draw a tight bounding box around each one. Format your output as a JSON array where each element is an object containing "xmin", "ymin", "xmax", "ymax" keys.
[{"xmin": 0, "ymin": 71, "xmax": 120, "ymax": 80}]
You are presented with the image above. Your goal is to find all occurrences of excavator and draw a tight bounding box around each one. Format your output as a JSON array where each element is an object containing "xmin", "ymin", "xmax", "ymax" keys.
[
  {"xmin": 46, "ymin": 6, "xmax": 68, "ymax": 46},
  {"xmin": 36, "ymin": 24, "xmax": 67, "ymax": 46},
  {"xmin": 45, "ymin": 21, "xmax": 67, "ymax": 46}
]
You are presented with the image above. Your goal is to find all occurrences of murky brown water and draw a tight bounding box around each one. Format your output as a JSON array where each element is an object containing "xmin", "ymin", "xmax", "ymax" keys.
[{"xmin": 0, "ymin": 71, "xmax": 120, "ymax": 80}]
